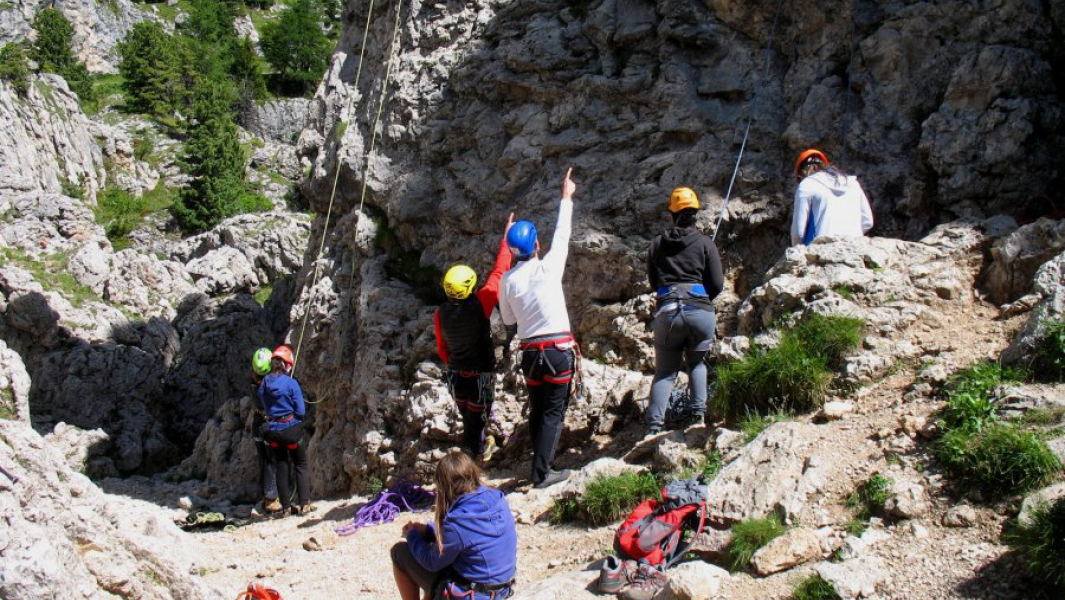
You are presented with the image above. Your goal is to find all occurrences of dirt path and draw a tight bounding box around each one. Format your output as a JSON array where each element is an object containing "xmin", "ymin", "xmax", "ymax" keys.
[{"xmin": 107, "ymin": 300, "xmax": 1052, "ymax": 599}]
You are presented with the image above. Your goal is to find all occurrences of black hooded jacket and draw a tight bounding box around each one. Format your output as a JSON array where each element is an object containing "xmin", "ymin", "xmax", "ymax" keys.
[{"xmin": 647, "ymin": 226, "xmax": 724, "ymax": 311}]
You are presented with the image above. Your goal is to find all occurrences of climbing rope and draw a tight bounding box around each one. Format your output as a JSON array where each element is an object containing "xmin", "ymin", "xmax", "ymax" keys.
[
  {"xmin": 710, "ymin": 0, "xmax": 786, "ymax": 242},
  {"xmin": 839, "ymin": 0, "xmax": 859, "ymax": 166},
  {"xmin": 290, "ymin": 0, "xmax": 380, "ymax": 377},
  {"xmin": 334, "ymin": 480, "xmax": 434, "ymax": 536}
]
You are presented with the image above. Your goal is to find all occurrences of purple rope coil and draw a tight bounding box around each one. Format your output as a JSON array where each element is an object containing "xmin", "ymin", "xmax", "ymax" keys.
[{"xmin": 335, "ymin": 480, "xmax": 435, "ymax": 536}]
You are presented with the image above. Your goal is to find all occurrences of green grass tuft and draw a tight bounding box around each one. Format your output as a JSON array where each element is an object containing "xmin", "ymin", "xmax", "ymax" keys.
[
  {"xmin": 1033, "ymin": 319, "xmax": 1065, "ymax": 382},
  {"xmin": 727, "ymin": 514, "xmax": 785, "ymax": 570},
  {"xmin": 934, "ymin": 423, "xmax": 1061, "ymax": 500},
  {"xmin": 792, "ymin": 575, "xmax": 841, "ymax": 600},
  {"xmin": 712, "ymin": 314, "xmax": 863, "ymax": 420},
  {"xmin": 254, "ymin": 285, "xmax": 273, "ymax": 306},
  {"xmin": 95, "ymin": 187, "xmax": 147, "ymax": 249},
  {"xmin": 738, "ymin": 411, "xmax": 792, "ymax": 443},
  {"xmin": 550, "ymin": 471, "xmax": 660, "ymax": 526},
  {"xmin": 1004, "ymin": 496, "xmax": 1065, "ymax": 586},
  {"xmin": 847, "ymin": 473, "xmax": 892, "ymax": 520},
  {"xmin": 938, "ymin": 361, "xmax": 1025, "ymax": 433}
]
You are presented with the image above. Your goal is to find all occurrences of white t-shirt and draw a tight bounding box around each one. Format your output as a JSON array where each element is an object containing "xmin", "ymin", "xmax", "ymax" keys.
[
  {"xmin": 499, "ymin": 199, "xmax": 573, "ymax": 340},
  {"xmin": 791, "ymin": 170, "xmax": 874, "ymax": 245}
]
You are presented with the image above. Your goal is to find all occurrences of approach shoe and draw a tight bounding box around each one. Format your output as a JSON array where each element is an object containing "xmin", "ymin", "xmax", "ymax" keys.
[
  {"xmin": 481, "ymin": 435, "xmax": 498, "ymax": 463},
  {"xmin": 599, "ymin": 556, "xmax": 640, "ymax": 594},
  {"xmin": 533, "ymin": 469, "xmax": 572, "ymax": 489},
  {"xmin": 290, "ymin": 504, "xmax": 318, "ymax": 516},
  {"xmin": 263, "ymin": 498, "xmax": 283, "ymax": 514},
  {"xmin": 620, "ymin": 565, "xmax": 668, "ymax": 600}
]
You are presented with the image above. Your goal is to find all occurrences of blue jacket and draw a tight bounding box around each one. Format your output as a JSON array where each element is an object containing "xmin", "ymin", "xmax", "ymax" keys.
[
  {"xmin": 406, "ymin": 486, "xmax": 517, "ymax": 585},
  {"xmin": 257, "ymin": 374, "xmax": 304, "ymax": 431}
]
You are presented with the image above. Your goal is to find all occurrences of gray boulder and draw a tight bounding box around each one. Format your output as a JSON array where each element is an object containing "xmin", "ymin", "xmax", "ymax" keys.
[
  {"xmin": 984, "ymin": 219, "xmax": 1065, "ymax": 305},
  {"xmin": 1002, "ymin": 250, "xmax": 1065, "ymax": 367},
  {"xmin": 0, "ymin": 338, "xmax": 31, "ymax": 422},
  {"xmin": 0, "ymin": 420, "xmax": 221, "ymax": 599}
]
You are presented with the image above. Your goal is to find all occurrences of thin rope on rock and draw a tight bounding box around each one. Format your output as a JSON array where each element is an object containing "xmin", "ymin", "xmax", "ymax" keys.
[
  {"xmin": 291, "ymin": 0, "xmax": 378, "ymax": 377},
  {"xmin": 710, "ymin": 0, "xmax": 785, "ymax": 242},
  {"xmin": 335, "ymin": 480, "xmax": 434, "ymax": 536}
]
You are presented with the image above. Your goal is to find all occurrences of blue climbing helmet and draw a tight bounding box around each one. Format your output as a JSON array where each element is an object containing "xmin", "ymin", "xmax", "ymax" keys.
[{"xmin": 507, "ymin": 220, "xmax": 537, "ymax": 259}]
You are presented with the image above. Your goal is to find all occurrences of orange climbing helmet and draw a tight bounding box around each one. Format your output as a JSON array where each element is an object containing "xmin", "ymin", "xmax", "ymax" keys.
[
  {"xmin": 235, "ymin": 583, "xmax": 282, "ymax": 600},
  {"xmin": 795, "ymin": 148, "xmax": 829, "ymax": 180},
  {"xmin": 271, "ymin": 345, "xmax": 295, "ymax": 368},
  {"xmin": 668, "ymin": 187, "xmax": 700, "ymax": 213}
]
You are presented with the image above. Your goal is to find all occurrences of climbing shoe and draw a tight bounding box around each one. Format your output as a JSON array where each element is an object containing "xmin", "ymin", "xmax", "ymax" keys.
[
  {"xmin": 599, "ymin": 556, "xmax": 640, "ymax": 594},
  {"xmin": 481, "ymin": 435, "xmax": 498, "ymax": 463},
  {"xmin": 290, "ymin": 504, "xmax": 318, "ymax": 516},
  {"xmin": 620, "ymin": 565, "xmax": 668, "ymax": 600},
  {"xmin": 533, "ymin": 469, "xmax": 572, "ymax": 489},
  {"xmin": 264, "ymin": 498, "xmax": 283, "ymax": 514}
]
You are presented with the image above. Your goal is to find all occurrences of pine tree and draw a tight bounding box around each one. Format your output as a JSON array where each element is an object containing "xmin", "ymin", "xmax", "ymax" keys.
[
  {"xmin": 0, "ymin": 43, "xmax": 31, "ymax": 96},
  {"xmin": 260, "ymin": 0, "xmax": 332, "ymax": 95},
  {"xmin": 118, "ymin": 22, "xmax": 196, "ymax": 117},
  {"xmin": 231, "ymin": 36, "xmax": 267, "ymax": 105},
  {"xmin": 30, "ymin": 8, "xmax": 96, "ymax": 109},
  {"xmin": 171, "ymin": 78, "xmax": 249, "ymax": 231}
]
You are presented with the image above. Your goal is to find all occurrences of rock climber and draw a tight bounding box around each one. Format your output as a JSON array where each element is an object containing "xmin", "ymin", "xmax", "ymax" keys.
[
  {"xmin": 645, "ymin": 187, "xmax": 724, "ymax": 435},
  {"xmin": 250, "ymin": 347, "xmax": 281, "ymax": 514},
  {"xmin": 258, "ymin": 344, "xmax": 315, "ymax": 516},
  {"xmin": 791, "ymin": 148, "xmax": 874, "ymax": 246},
  {"xmin": 434, "ymin": 214, "xmax": 515, "ymax": 461},
  {"xmin": 498, "ymin": 167, "xmax": 579, "ymax": 489},
  {"xmin": 391, "ymin": 450, "xmax": 517, "ymax": 600}
]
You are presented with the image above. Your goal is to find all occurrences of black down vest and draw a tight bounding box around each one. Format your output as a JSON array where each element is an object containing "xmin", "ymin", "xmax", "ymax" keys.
[{"xmin": 439, "ymin": 297, "xmax": 495, "ymax": 372}]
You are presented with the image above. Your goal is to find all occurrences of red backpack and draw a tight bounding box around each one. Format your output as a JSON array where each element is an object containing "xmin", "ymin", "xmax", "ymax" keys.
[{"xmin": 614, "ymin": 478, "xmax": 708, "ymax": 568}]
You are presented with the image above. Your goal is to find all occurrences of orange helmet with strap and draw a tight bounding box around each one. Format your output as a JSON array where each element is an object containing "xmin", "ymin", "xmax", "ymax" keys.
[
  {"xmin": 668, "ymin": 187, "xmax": 700, "ymax": 213},
  {"xmin": 794, "ymin": 148, "xmax": 829, "ymax": 180},
  {"xmin": 271, "ymin": 345, "xmax": 295, "ymax": 368},
  {"xmin": 236, "ymin": 583, "xmax": 282, "ymax": 600}
]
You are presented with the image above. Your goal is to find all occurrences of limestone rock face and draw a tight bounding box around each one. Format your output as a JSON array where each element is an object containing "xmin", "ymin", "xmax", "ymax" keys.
[
  {"xmin": 0, "ymin": 338, "xmax": 31, "ymax": 422},
  {"xmin": 0, "ymin": 77, "xmax": 106, "ymax": 199},
  {"xmin": 0, "ymin": 0, "xmax": 153, "ymax": 73},
  {"xmin": 984, "ymin": 219, "xmax": 1065, "ymax": 305},
  {"xmin": 1002, "ymin": 249, "xmax": 1065, "ymax": 367},
  {"xmin": 0, "ymin": 420, "xmax": 222, "ymax": 599},
  {"xmin": 244, "ymin": 98, "xmax": 312, "ymax": 144}
]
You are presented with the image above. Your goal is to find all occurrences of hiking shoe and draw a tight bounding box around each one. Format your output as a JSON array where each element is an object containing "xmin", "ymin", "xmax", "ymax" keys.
[
  {"xmin": 290, "ymin": 504, "xmax": 317, "ymax": 516},
  {"xmin": 621, "ymin": 566, "xmax": 668, "ymax": 600},
  {"xmin": 263, "ymin": 498, "xmax": 283, "ymax": 513},
  {"xmin": 533, "ymin": 469, "xmax": 572, "ymax": 489},
  {"xmin": 599, "ymin": 556, "xmax": 640, "ymax": 594},
  {"xmin": 481, "ymin": 435, "xmax": 498, "ymax": 463}
]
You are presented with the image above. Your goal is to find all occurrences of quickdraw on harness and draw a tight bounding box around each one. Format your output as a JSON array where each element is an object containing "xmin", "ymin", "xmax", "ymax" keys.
[
  {"xmin": 518, "ymin": 332, "xmax": 584, "ymax": 399},
  {"xmin": 334, "ymin": 479, "xmax": 434, "ymax": 536},
  {"xmin": 235, "ymin": 583, "xmax": 282, "ymax": 600}
]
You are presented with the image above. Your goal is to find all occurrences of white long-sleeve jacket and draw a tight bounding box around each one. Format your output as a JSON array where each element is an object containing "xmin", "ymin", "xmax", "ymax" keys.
[
  {"xmin": 499, "ymin": 198, "xmax": 573, "ymax": 340},
  {"xmin": 791, "ymin": 170, "xmax": 874, "ymax": 245}
]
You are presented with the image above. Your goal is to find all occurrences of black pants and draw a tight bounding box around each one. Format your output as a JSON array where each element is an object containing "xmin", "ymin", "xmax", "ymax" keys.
[
  {"xmin": 520, "ymin": 346, "xmax": 575, "ymax": 484},
  {"xmin": 264, "ymin": 422, "xmax": 309, "ymax": 507},
  {"xmin": 446, "ymin": 369, "xmax": 494, "ymax": 456},
  {"xmin": 252, "ymin": 413, "xmax": 278, "ymax": 501}
]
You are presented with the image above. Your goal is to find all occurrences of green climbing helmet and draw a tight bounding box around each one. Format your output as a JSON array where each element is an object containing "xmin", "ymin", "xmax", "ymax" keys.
[{"xmin": 252, "ymin": 347, "xmax": 272, "ymax": 376}]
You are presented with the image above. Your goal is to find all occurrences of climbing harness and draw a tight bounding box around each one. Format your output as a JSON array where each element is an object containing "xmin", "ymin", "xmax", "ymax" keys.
[
  {"xmin": 710, "ymin": 0, "xmax": 786, "ymax": 242},
  {"xmin": 334, "ymin": 479, "xmax": 434, "ymax": 536}
]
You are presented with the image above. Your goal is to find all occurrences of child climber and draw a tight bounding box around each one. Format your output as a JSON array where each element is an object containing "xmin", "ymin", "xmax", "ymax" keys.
[
  {"xmin": 258, "ymin": 345, "xmax": 314, "ymax": 516},
  {"xmin": 435, "ymin": 214, "xmax": 514, "ymax": 460},
  {"xmin": 391, "ymin": 451, "xmax": 517, "ymax": 599},
  {"xmin": 251, "ymin": 347, "xmax": 281, "ymax": 514}
]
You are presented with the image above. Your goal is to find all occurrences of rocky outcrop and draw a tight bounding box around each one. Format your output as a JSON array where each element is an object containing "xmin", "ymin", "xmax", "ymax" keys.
[
  {"xmin": 0, "ymin": 420, "xmax": 222, "ymax": 599},
  {"xmin": 1002, "ymin": 249, "xmax": 1065, "ymax": 367},
  {"xmin": 0, "ymin": 338, "xmax": 31, "ymax": 422},
  {"xmin": 0, "ymin": 0, "xmax": 153, "ymax": 73},
  {"xmin": 284, "ymin": 0, "xmax": 1065, "ymax": 494},
  {"xmin": 983, "ymin": 219, "xmax": 1065, "ymax": 305},
  {"xmin": 244, "ymin": 98, "xmax": 312, "ymax": 144},
  {"xmin": 0, "ymin": 77, "xmax": 106, "ymax": 201}
]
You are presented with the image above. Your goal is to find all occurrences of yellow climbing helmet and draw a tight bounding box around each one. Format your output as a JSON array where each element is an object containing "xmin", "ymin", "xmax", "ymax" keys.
[
  {"xmin": 668, "ymin": 187, "xmax": 700, "ymax": 213},
  {"xmin": 442, "ymin": 265, "xmax": 477, "ymax": 300}
]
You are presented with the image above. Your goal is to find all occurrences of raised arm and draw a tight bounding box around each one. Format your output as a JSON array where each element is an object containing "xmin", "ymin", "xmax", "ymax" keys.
[
  {"xmin": 475, "ymin": 213, "xmax": 515, "ymax": 318},
  {"xmin": 543, "ymin": 168, "xmax": 575, "ymax": 275}
]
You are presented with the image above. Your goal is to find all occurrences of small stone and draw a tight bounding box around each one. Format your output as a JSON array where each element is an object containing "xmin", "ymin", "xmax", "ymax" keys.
[
  {"xmin": 909, "ymin": 522, "xmax": 929, "ymax": 538},
  {"xmin": 821, "ymin": 401, "xmax": 854, "ymax": 421},
  {"xmin": 177, "ymin": 496, "xmax": 194, "ymax": 510},
  {"xmin": 942, "ymin": 505, "xmax": 978, "ymax": 528}
]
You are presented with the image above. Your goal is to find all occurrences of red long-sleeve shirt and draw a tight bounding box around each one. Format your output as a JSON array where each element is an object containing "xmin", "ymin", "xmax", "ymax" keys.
[{"xmin": 434, "ymin": 235, "xmax": 513, "ymax": 365}]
